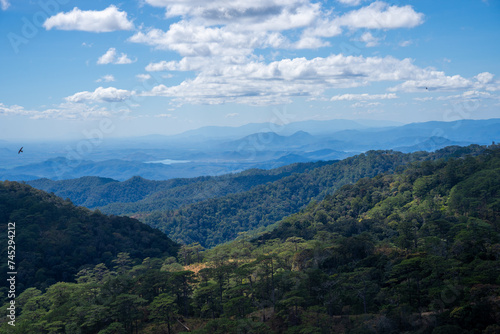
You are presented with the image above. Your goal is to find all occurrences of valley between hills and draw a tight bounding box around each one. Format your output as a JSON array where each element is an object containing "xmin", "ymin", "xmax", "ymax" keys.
[{"xmin": 1, "ymin": 141, "xmax": 499, "ymax": 333}]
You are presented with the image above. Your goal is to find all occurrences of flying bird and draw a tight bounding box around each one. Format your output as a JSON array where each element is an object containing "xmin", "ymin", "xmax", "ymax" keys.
[{"xmin": 18, "ymin": 147, "xmax": 23, "ymax": 154}]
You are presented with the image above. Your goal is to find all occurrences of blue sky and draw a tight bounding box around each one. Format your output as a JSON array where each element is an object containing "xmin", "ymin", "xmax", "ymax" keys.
[{"xmin": 0, "ymin": 0, "xmax": 499, "ymax": 140}]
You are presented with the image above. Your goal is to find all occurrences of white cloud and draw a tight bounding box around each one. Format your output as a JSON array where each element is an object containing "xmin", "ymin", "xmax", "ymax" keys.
[
  {"xmin": 436, "ymin": 90, "xmax": 497, "ymax": 101},
  {"xmin": 97, "ymin": 48, "xmax": 134, "ymax": 65},
  {"xmin": 298, "ymin": 2, "xmax": 423, "ymax": 47},
  {"xmin": 144, "ymin": 0, "xmax": 320, "ymax": 32},
  {"xmin": 43, "ymin": 6, "xmax": 134, "ymax": 32},
  {"xmin": 413, "ymin": 97, "xmax": 433, "ymax": 102},
  {"xmin": 0, "ymin": 103, "xmax": 35, "ymax": 117},
  {"xmin": 0, "ymin": 102, "xmax": 121, "ymax": 120},
  {"xmin": 142, "ymin": 54, "xmax": 434, "ymax": 105},
  {"xmin": 137, "ymin": 74, "xmax": 152, "ymax": 81},
  {"xmin": 96, "ymin": 75, "xmax": 116, "ymax": 82},
  {"xmin": 129, "ymin": 1, "xmax": 476, "ymax": 107},
  {"xmin": 391, "ymin": 71, "xmax": 500, "ymax": 92},
  {"xmin": 337, "ymin": 0, "xmax": 365, "ymax": 6},
  {"xmin": 331, "ymin": 93, "xmax": 397, "ymax": 101},
  {"xmin": 351, "ymin": 101, "xmax": 381, "ymax": 108},
  {"xmin": 1, "ymin": 0, "xmax": 10, "ymax": 11},
  {"xmin": 129, "ymin": 22, "xmax": 287, "ymax": 58},
  {"xmin": 399, "ymin": 40, "xmax": 412, "ymax": 47},
  {"xmin": 475, "ymin": 72, "xmax": 494, "ymax": 84},
  {"xmin": 226, "ymin": 113, "xmax": 239, "ymax": 118},
  {"xmin": 142, "ymin": 52, "xmax": 495, "ymax": 106},
  {"xmin": 359, "ymin": 31, "xmax": 381, "ymax": 47},
  {"xmin": 336, "ymin": 2, "xmax": 424, "ymax": 29},
  {"xmin": 116, "ymin": 53, "xmax": 134, "ymax": 64},
  {"xmin": 390, "ymin": 73, "xmax": 473, "ymax": 92},
  {"xmin": 65, "ymin": 87, "xmax": 135, "ymax": 103}
]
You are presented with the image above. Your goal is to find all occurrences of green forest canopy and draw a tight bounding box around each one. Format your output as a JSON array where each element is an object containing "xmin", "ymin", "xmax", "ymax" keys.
[{"xmin": 1, "ymin": 145, "xmax": 499, "ymax": 333}]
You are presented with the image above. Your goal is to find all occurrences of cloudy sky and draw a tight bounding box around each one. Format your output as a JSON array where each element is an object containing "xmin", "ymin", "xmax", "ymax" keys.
[{"xmin": 0, "ymin": 0, "xmax": 499, "ymax": 140}]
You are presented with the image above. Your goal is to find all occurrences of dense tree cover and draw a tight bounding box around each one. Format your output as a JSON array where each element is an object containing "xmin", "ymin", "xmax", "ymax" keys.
[
  {"xmin": 0, "ymin": 181, "xmax": 179, "ymax": 296},
  {"xmin": 27, "ymin": 160, "xmax": 335, "ymax": 213},
  {"xmin": 146, "ymin": 145, "xmax": 490, "ymax": 247},
  {"xmin": 2, "ymin": 145, "xmax": 499, "ymax": 333}
]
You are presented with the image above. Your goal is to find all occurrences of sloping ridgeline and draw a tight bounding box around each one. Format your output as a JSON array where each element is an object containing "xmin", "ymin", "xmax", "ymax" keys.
[
  {"xmin": 27, "ymin": 160, "xmax": 336, "ymax": 214},
  {"xmin": 0, "ymin": 181, "xmax": 179, "ymax": 295},
  {"xmin": 146, "ymin": 145, "xmax": 489, "ymax": 248}
]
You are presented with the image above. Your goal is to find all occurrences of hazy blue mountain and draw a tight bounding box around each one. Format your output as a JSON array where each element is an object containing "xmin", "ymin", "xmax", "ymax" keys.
[
  {"xmin": 325, "ymin": 118, "xmax": 500, "ymax": 150},
  {"xmin": 1, "ymin": 118, "xmax": 499, "ymax": 182},
  {"xmin": 224, "ymin": 131, "xmax": 318, "ymax": 150},
  {"xmin": 169, "ymin": 119, "xmax": 375, "ymax": 140}
]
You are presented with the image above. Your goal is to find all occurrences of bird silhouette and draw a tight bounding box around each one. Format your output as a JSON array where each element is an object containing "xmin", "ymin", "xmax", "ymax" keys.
[{"xmin": 18, "ymin": 147, "xmax": 23, "ymax": 154}]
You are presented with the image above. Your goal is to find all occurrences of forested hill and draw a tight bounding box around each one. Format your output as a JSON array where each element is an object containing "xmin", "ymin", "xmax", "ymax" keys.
[
  {"xmin": 146, "ymin": 145, "xmax": 490, "ymax": 247},
  {"xmin": 259, "ymin": 145, "xmax": 500, "ymax": 244},
  {"xmin": 0, "ymin": 181, "xmax": 179, "ymax": 295},
  {"xmin": 2, "ymin": 145, "xmax": 499, "ymax": 333},
  {"xmin": 27, "ymin": 160, "xmax": 336, "ymax": 213}
]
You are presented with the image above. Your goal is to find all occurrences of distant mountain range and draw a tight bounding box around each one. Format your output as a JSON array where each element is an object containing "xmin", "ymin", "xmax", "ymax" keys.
[{"xmin": 1, "ymin": 118, "xmax": 499, "ymax": 181}]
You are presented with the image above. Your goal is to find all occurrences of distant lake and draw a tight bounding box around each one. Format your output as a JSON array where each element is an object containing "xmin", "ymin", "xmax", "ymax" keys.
[{"xmin": 146, "ymin": 159, "xmax": 191, "ymax": 165}]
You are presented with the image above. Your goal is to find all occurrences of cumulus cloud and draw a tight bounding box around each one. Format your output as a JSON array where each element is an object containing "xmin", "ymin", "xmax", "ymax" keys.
[
  {"xmin": 137, "ymin": 74, "xmax": 152, "ymax": 81},
  {"xmin": 413, "ymin": 97, "xmax": 433, "ymax": 102},
  {"xmin": 337, "ymin": 0, "xmax": 365, "ymax": 5},
  {"xmin": 144, "ymin": 0, "xmax": 320, "ymax": 32},
  {"xmin": 0, "ymin": 102, "xmax": 120, "ymax": 120},
  {"xmin": 331, "ymin": 93, "xmax": 397, "ymax": 101},
  {"xmin": 475, "ymin": 72, "xmax": 495, "ymax": 85},
  {"xmin": 336, "ymin": 2, "xmax": 424, "ymax": 29},
  {"xmin": 1, "ymin": 0, "xmax": 10, "ymax": 11},
  {"xmin": 142, "ymin": 54, "xmax": 435, "ymax": 105},
  {"xmin": 298, "ymin": 2, "xmax": 422, "ymax": 47},
  {"xmin": 129, "ymin": 23, "xmax": 287, "ymax": 58},
  {"xmin": 65, "ymin": 87, "xmax": 135, "ymax": 103},
  {"xmin": 0, "ymin": 103, "xmax": 35, "ymax": 117},
  {"xmin": 399, "ymin": 40, "xmax": 412, "ymax": 47},
  {"xmin": 358, "ymin": 32, "xmax": 381, "ymax": 47},
  {"xmin": 351, "ymin": 101, "xmax": 381, "ymax": 108},
  {"xmin": 129, "ymin": 0, "xmax": 483, "ymax": 107},
  {"xmin": 436, "ymin": 90, "xmax": 497, "ymax": 101},
  {"xmin": 389, "ymin": 72, "xmax": 472, "ymax": 92},
  {"xmin": 142, "ymin": 52, "xmax": 496, "ymax": 106},
  {"xmin": 97, "ymin": 48, "xmax": 134, "ymax": 65},
  {"xmin": 43, "ymin": 6, "xmax": 134, "ymax": 32},
  {"xmin": 390, "ymin": 71, "xmax": 500, "ymax": 92},
  {"xmin": 96, "ymin": 75, "xmax": 116, "ymax": 82}
]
